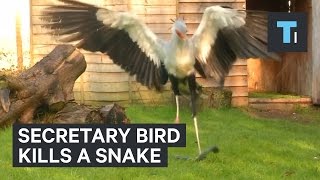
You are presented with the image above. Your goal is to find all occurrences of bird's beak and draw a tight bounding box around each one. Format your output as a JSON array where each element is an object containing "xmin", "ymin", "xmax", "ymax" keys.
[{"xmin": 175, "ymin": 30, "xmax": 187, "ymax": 40}]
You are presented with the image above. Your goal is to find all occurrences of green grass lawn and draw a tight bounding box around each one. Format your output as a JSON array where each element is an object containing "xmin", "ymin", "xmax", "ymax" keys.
[
  {"xmin": 249, "ymin": 92, "xmax": 303, "ymax": 99},
  {"xmin": 1, "ymin": 105, "xmax": 319, "ymax": 179}
]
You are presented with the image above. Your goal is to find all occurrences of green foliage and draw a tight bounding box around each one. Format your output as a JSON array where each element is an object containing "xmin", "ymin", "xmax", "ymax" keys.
[
  {"xmin": 204, "ymin": 88, "xmax": 232, "ymax": 108},
  {"xmin": 0, "ymin": 49, "xmax": 17, "ymax": 69},
  {"xmin": 0, "ymin": 105, "xmax": 319, "ymax": 179},
  {"xmin": 0, "ymin": 48, "xmax": 30, "ymax": 70}
]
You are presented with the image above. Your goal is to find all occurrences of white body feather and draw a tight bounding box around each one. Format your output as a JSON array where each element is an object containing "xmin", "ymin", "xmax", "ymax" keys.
[{"xmin": 164, "ymin": 35, "xmax": 195, "ymax": 78}]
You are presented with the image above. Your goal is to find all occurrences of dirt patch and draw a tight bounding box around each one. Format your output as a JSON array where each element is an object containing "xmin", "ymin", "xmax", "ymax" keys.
[{"xmin": 246, "ymin": 107, "xmax": 319, "ymax": 124}]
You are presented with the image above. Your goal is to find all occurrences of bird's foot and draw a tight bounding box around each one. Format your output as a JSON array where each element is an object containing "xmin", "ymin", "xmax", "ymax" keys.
[{"xmin": 174, "ymin": 117, "xmax": 180, "ymax": 124}]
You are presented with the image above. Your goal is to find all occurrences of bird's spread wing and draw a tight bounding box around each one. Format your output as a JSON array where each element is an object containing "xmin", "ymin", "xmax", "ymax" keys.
[
  {"xmin": 42, "ymin": 0, "xmax": 168, "ymax": 90},
  {"xmin": 192, "ymin": 6, "xmax": 280, "ymax": 83}
]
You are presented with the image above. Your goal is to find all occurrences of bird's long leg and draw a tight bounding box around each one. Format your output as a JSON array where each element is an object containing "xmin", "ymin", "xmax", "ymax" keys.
[
  {"xmin": 188, "ymin": 74, "xmax": 201, "ymax": 155},
  {"xmin": 175, "ymin": 95, "xmax": 180, "ymax": 123},
  {"xmin": 193, "ymin": 117, "xmax": 201, "ymax": 155},
  {"xmin": 169, "ymin": 75, "xmax": 181, "ymax": 123}
]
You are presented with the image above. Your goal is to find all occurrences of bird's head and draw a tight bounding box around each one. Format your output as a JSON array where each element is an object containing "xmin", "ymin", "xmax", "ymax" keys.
[{"xmin": 172, "ymin": 18, "xmax": 187, "ymax": 40}]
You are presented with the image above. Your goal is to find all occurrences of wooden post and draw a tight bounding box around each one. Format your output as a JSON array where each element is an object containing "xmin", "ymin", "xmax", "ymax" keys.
[
  {"xmin": 29, "ymin": 0, "xmax": 34, "ymax": 66},
  {"xmin": 312, "ymin": 0, "xmax": 320, "ymax": 104},
  {"xmin": 15, "ymin": 9, "xmax": 23, "ymax": 70},
  {"xmin": 176, "ymin": 0, "xmax": 179, "ymax": 18}
]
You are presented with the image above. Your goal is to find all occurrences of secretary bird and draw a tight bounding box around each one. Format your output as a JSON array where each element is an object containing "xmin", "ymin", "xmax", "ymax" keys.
[{"xmin": 42, "ymin": 0, "xmax": 280, "ymax": 155}]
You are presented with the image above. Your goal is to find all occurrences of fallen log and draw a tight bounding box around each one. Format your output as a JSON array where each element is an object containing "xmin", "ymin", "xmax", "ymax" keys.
[
  {"xmin": 0, "ymin": 45, "xmax": 86, "ymax": 126},
  {"xmin": 54, "ymin": 102, "xmax": 130, "ymax": 124},
  {"xmin": 0, "ymin": 80, "xmax": 10, "ymax": 113}
]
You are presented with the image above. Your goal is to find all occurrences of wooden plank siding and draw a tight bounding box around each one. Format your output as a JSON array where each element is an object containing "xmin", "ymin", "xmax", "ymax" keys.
[
  {"xmin": 312, "ymin": 0, "xmax": 320, "ymax": 104},
  {"xmin": 30, "ymin": 0, "xmax": 248, "ymax": 107}
]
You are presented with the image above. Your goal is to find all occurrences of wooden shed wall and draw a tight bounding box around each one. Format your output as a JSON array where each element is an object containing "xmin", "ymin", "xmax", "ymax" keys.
[
  {"xmin": 312, "ymin": 0, "xmax": 320, "ymax": 104},
  {"xmin": 30, "ymin": 0, "xmax": 248, "ymax": 106}
]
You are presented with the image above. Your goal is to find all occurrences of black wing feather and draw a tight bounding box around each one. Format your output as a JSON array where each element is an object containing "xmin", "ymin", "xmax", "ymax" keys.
[
  {"xmin": 195, "ymin": 8, "xmax": 280, "ymax": 83},
  {"xmin": 42, "ymin": 0, "xmax": 167, "ymax": 90}
]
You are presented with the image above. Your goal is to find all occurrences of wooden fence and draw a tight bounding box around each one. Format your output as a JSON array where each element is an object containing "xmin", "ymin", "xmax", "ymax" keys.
[{"xmin": 30, "ymin": 0, "xmax": 248, "ymax": 106}]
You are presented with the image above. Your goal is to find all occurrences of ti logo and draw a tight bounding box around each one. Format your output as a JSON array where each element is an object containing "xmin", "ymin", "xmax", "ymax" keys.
[{"xmin": 268, "ymin": 12, "xmax": 308, "ymax": 52}]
